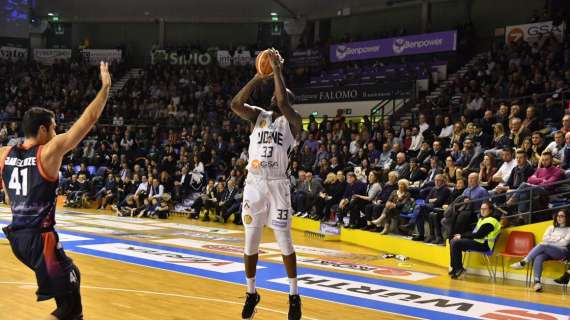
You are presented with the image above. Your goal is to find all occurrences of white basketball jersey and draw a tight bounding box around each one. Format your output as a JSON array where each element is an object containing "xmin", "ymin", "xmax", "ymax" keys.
[{"xmin": 246, "ymin": 110, "xmax": 296, "ymax": 179}]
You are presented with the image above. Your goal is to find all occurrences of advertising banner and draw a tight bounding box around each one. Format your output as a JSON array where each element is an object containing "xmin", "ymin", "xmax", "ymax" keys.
[
  {"xmin": 33, "ymin": 49, "xmax": 71, "ymax": 64},
  {"xmin": 330, "ymin": 31, "xmax": 457, "ymax": 62},
  {"xmin": 0, "ymin": 46, "xmax": 28, "ymax": 61},
  {"xmin": 295, "ymin": 82, "xmax": 412, "ymax": 104},
  {"xmin": 289, "ymin": 49, "xmax": 322, "ymax": 67},
  {"xmin": 505, "ymin": 21, "xmax": 565, "ymax": 43},
  {"xmin": 81, "ymin": 49, "xmax": 122, "ymax": 65}
]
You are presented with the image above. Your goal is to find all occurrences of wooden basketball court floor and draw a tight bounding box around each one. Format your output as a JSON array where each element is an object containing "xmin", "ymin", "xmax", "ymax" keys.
[{"xmin": 0, "ymin": 207, "xmax": 568, "ymax": 320}]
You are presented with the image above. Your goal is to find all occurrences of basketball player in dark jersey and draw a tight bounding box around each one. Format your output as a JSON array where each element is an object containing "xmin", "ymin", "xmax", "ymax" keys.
[{"xmin": 0, "ymin": 62, "xmax": 111, "ymax": 320}]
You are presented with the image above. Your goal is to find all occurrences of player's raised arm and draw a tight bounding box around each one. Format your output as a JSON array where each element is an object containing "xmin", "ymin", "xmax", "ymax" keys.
[
  {"xmin": 268, "ymin": 49, "xmax": 302, "ymax": 137},
  {"xmin": 230, "ymin": 74, "xmax": 265, "ymax": 123},
  {"xmin": 41, "ymin": 61, "xmax": 112, "ymax": 173}
]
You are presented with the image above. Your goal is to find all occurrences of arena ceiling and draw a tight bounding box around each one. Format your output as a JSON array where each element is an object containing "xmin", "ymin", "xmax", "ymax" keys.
[{"xmin": 35, "ymin": 0, "xmax": 422, "ymax": 23}]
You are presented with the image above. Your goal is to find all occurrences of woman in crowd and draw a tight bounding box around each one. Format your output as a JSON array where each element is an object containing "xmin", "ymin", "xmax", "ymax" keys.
[
  {"xmin": 479, "ymin": 154, "xmax": 498, "ymax": 189},
  {"xmin": 443, "ymin": 156, "xmax": 462, "ymax": 187},
  {"xmin": 511, "ymin": 210, "xmax": 570, "ymax": 292},
  {"xmin": 113, "ymin": 195, "xmax": 139, "ymax": 217},
  {"xmin": 348, "ymin": 170, "xmax": 382, "ymax": 228},
  {"xmin": 314, "ymin": 172, "xmax": 345, "ymax": 221},
  {"xmin": 372, "ymin": 179, "xmax": 412, "ymax": 234}
]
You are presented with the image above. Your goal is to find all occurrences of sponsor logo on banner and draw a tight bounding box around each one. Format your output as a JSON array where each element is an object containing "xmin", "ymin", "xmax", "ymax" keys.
[
  {"xmin": 161, "ymin": 231, "xmax": 243, "ymax": 243},
  {"xmin": 294, "ymin": 82, "xmax": 412, "ymax": 104},
  {"xmin": 33, "ymin": 49, "xmax": 71, "ymax": 64},
  {"xmin": 79, "ymin": 243, "xmax": 247, "ymax": 273},
  {"xmin": 260, "ymin": 243, "xmax": 378, "ymax": 260},
  {"xmin": 505, "ymin": 21, "xmax": 565, "ymax": 43},
  {"xmin": 153, "ymin": 222, "xmax": 242, "ymax": 234},
  {"xmin": 269, "ymin": 256, "xmax": 435, "ymax": 281},
  {"xmin": 151, "ymin": 49, "xmax": 213, "ymax": 66},
  {"xmin": 269, "ymin": 274, "xmax": 568, "ymax": 319},
  {"xmin": 81, "ymin": 49, "xmax": 122, "ymax": 65},
  {"xmin": 153, "ymin": 238, "xmax": 274, "ymax": 256},
  {"xmin": 330, "ymin": 30, "xmax": 456, "ymax": 62},
  {"xmin": 0, "ymin": 46, "xmax": 28, "ymax": 61},
  {"xmin": 75, "ymin": 219, "xmax": 163, "ymax": 231}
]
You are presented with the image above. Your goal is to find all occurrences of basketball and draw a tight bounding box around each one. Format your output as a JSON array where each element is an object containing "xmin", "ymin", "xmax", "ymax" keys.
[{"xmin": 255, "ymin": 50, "xmax": 273, "ymax": 75}]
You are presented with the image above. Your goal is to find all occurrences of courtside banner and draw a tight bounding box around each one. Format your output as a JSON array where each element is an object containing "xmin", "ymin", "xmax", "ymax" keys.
[
  {"xmin": 505, "ymin": 21, "xmax": 565, "ymax": 43},
  {"xmin": 33, "ymin": 49, "xmax": 71, "ymax": 64},
  {"xmin": 81, "ymin": 49, "xmax": 122, "ymax": 65},
  {"xmin": 330, "ymin": 31, "xmax": 457, "ymax": 62},
  {"xmin": 0, "ymin": 46, "xmax": 28, "ymax": 61}
]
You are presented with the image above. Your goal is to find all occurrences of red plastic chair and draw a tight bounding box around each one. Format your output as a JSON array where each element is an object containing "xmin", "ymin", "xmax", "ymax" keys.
[{"xmin": 496, "ymin": 231, "xmax": 535, "ymax": 286}]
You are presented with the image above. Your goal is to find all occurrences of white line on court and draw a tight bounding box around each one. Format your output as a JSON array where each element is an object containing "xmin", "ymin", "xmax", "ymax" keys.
[{"xmin": 0, "ymin": 281, "xmax": 321, "ymax": 320}]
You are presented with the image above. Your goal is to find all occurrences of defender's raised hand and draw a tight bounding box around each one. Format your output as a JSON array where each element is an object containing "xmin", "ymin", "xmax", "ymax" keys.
[{"xmin": 100, "ymin": 61, "xmax": 112, "ymax": 89}]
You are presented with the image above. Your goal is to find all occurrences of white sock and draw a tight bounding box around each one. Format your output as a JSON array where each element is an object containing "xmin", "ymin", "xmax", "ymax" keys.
[
  {"xmin": 289, "ymin": 278, "xmax": 298, "ymax": 295},
  {"xmin": 246, "ymin": 277, "xmax": 256, "ymax": 294}
]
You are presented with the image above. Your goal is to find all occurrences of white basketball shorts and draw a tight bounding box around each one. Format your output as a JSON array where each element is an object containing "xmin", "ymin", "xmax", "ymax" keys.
[{"xmin": 241, "ymin": 176, "xmax": 292, "ymax": 231}]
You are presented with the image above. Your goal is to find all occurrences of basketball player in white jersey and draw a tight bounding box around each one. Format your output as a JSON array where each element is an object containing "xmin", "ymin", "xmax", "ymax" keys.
[{"xmin": 231, "ymin": 49, "xmax": 303, "ymax": 320}]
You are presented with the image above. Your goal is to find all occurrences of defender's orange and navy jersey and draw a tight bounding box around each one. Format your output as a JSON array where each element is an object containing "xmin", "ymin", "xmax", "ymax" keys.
[{"xmin": 1, "ymin": 144, "xmax": 58, "ymax": 230}]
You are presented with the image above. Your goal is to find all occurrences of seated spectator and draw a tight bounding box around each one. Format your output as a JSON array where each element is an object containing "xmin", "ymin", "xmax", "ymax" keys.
[
  {"xmin": 442, "ymin": 172, "xmax": 490, "ymax": 238},
  {"xmin": 506, "ymin": 151, "xmax": 564, "ymax": 213},
  {"xmin": 139, "ymin": 197, "xmax": 169, "ymax": 219},
  {"xmin": 485, "ymin": 123, "xmax": 512, "ymax": 158},
  {"xmin": 491, "ymin": 147, "xmax": 516, "ymax": 187},
  {"xmin": 405, "ymin": 157, "xmax": 426, "ymax": 187},
  {"xmin": 148, "ymin": 177, "xmax": 165, "ymax": 200},
  {"xmin": 479, "ymin": 154, "xmax": 498, "ymax": 189},
  {"xmin": 521, "ymin": 138, "xmax": 540, "ymax": 167},
  {"xmin": 295, "ymin": 171, "xmax": 324, "ymax": 218},
  {"xmin": 96, "ymin": 173, "xmax": 118, "ymax": 210},
  {"xmin": 187, "ymin": 179, "xmax": 217, "ymax": 220},
  {"xmin": 134, "ymin": 175, "xmax": 150, "ymax": 208},
  {"xmin": 347, "ymin": 171, "xmax": 382, "ymax": 228},
  {"xmin": 337, "ymin": 172, "xmax": 366, "ymax": 227},
  {"xmin": 113, "ymin": 195, "xmax": 139, "ymax": 217},
  {"xmin": 219, "ymin": 179, "xmax": 242, "ymax": 224},
  {"xmin": 545, "ymin": 131, "xmax": 565, "ymax": 165},
  {"xmin": 449, "ymin": 201, "xmax": 501, "ymax": 279},
  {"xmin": 371, "ymin": 179, "xmax": 412, "ymax": 234},
  {"xmin": 314, "ymin": 172, "xmax": 345, "ymax": 221},
  {"xmin": 560, "ymin": 132, "xmax": 570, "ymax": 177},
  {"xmin": 443, "ymin": 156, "xmax": 462, "ymax": 187},
  {"xmin": 405, "ymin": 174, "xmax": 450, "ymax": 243},
  {"xmin": 392, "ymin": 152, "xmax": 410, "ymax": 179},
  {"xmin": 363, "ymin": 171, "xmax": 399, "ymax": 231},
  {"xmin": 511, "ymin": 210, "xmax": 570, "ymax": 292},
  {"xmin": 173, "ymin": 166, "xmax": 191, "ymax": 202}
]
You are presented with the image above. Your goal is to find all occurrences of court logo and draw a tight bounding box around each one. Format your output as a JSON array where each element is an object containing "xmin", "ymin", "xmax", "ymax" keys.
[
  {"xmin": 79, "ymin": 243, "xmax": 245, "ymax": 273},
  {"xmin": 269, "ymin": 275, "xmax": 568, "ymax": 319},
  {"xmin": 271, "ymin": 256, "xmax": 436, "ymax": 281}
]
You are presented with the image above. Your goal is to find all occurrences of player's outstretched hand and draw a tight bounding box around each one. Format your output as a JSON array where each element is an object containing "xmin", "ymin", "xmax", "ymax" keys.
[
  {"xmin": 267, "ymin": 48, "xmax": 284, "ymax": 70},
  {"xmin": 100, "ymin": 61, "xmax": 112, "ymax": 89}
]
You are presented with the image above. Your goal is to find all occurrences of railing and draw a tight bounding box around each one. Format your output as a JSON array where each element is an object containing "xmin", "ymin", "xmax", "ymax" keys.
[
  {"xmin": 446, "ymin": 177, "xmax": 570, "ymax": 229},
  {"xmin": 370, "ymin": 81, "xmax": 416, "ymax": 124}
]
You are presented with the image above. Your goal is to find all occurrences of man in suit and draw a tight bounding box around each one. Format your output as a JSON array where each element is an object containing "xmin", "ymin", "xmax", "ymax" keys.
[
  {"xmin": 337, "ymin": 172, "xmax": 367, "ymax": 227},
  {"xmin": 173, "ymin": 166, "xmax": 191, "ymax": 201},
  {"xmin": 219, "ymin": 178, "xmax": 242, "ymax": 223},
  {"xmin": 392, "ymin": 152, "xmax": 410, "ymax": 180},
  {"xmin": 119, "ymin": 162, "xmax": 132, "ymax": 182},
  {"xmin": 297, "ymin": 171, "xmax": 324, "ymax": 218},
  {"xmin": 188, "ymin": 179, "xmax": 217, "ymax": 220}
]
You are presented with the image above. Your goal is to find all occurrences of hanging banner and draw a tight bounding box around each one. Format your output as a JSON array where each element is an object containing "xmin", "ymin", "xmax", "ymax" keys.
[
  {"xmin": 0, "ymin": 46, "xmax": 28, "ymax": 61},
  {"xmin": 294, "ymin": 82, "xmax": 413, "ymax": 104},
  {"xmin": 505, "ymin": 21, "xmax": 565, "ymax": 43},
  {"xmin": 151, "ymin": 49, "xmax": 213, "ymax": 66},
  {"xmin": 33, "ymin": 49, "xmax": 72, "ymax": 64},
  {"xmin": 330, "ymin": 31, "xmax": 457, "ymax": 63},
  {"xmin": 289, "ymin": 49, "xmax": 322, "ymax": 67},
  {"xmin": 81, "ymin": 49, "xmax": 122, "ymax": 65}
]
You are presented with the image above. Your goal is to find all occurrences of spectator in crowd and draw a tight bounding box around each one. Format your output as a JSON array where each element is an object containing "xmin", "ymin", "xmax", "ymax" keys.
[
  {"xmin": 337, "ymin": 172, "xmax": 366, "ymax": 227},
  {"xmin": 347, "ymin": 171, "xmax": 382, "ymax": 228},
  {"xmin": 134, "ymin": 175, "xmax": 150, "ymax": 207},
  {"xmin": 96, "ymin": 173, "xmax": 118, "ymax": 210},
  {"xmin": 491, "ymin": 147, "xmax": 516, "ymax": 187},
  {"xmin": 363, "ymin": 170, "xmax": 399, "ymax": 231},
  {"xmin": 314, "ymin": 172, "xmax": 345, "ymax": 221},
  {"xmin": 372, "ymin": 179, "xmax": 412, "ymax": 234},
  {"xmin": 294, "ymin": 171, "xmax": 324, "ymax": 218},
  {"xmin": 479, "ymin": 154, "xmax": 498, "ymax": 189},
  {"xmin": 506, "ymin": 151, "xmax": 565, "ymax": 213},
  {"xmin": 187, "ymin": 179, "xmax": 217, "ymax": 220},
  {"xmin": 173, "ymin": 166, "xmax": 191, "ymax": 202},
  {"xmin": 219, "ymin": 178, "xmax": 242, "ymax": 224},
  {"xmin": 546, "ymin": 131, "xmax": 565, "ymax": 165},
  {"xmin": 148, "ymin": 177, "xmax": 165, "ymax": 200},
  {"xmin": 443, "ymin": 173, "xmax": 490, "ymax": 238},
  {"xmin": 113, "ymin": 195, "xmax": 139, "ymax": 217},
  {"xmin": 511, "ymin": 210, "xmax": 570, "ymax": 292},
  {"xmin": 406, "ymin": 174, "xmax": 450, "ymax": 243},
  {"xmin": 449, "ymin": 201, "xmax": 501, "ymax": 279}
]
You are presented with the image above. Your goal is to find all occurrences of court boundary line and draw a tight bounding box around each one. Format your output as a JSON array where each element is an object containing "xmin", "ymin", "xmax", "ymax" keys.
[{"xmin": 0, "ymin": 281, "xmax": 321, "ymax": 320}]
